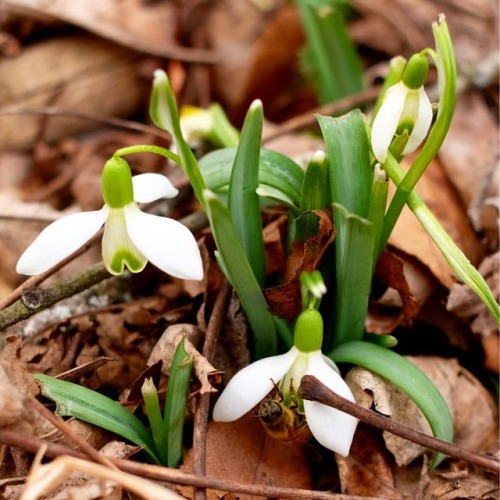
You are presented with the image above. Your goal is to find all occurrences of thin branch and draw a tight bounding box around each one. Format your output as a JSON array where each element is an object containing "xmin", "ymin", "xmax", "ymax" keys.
[
  {"xmin": 261, "ymin": 86, "xmax": 381, "ymax": 144},
  {"xmin": 25, "ymin": 395, "xmax": 118, "ymax": 471},
  {"xmin": 298, "ymin": 375, "xmax": 500, "ymax": 474},
  {"xmin": 192, "ymin": 279, "xmax": 232, "ymax": 500},
  {"xmin": 0, "ymin": 428, "xmax": 379, "ymax": 499},
  {"xmin": 0, "ymin": 106, "xmax": 171, "ymax": 139},
  {"xmin": 0, "ymin": 262, "xmax": 111, "ymax": 332}
]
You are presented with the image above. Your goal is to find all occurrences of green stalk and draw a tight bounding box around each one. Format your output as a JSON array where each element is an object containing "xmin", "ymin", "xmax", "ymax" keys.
[
  {"xmin": 141, "ymin": 378, "xmax": 165, "ymax": 462},
  {"xmin": 367, "ymin": 164, "xmax": 389, "ymax": 272},
  {"xmin": 330, "ymin": 340, "xmax": 454, "ymax": 468},
  {"xmin": 150, "ymin": 71, "xmax": 207, "ymax": 208},
  {"xmin": 383, "ymin": 153, "xmax": 499, "ymax": 324},
  {"xmin": 379, "ymin": 17, "xmax": 456, "ymax": 254},
  {"xmin": 163, "ymin": 338, "xmax": 193, "ymax": 468},
  {"xmin": 114, "ymin": 145, "xmax": 181, "ymax": 166},
  {"xmin": 295, "ymin": 0, "xmax": 364, "ymax": 104}
]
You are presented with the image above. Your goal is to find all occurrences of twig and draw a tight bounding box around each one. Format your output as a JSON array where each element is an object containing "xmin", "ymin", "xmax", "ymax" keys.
[
  {"xmin": 0, "ymin": 262, "xmax": 111, "ymax": 332},
  {"xmin": 25, "ymin": 395, "xmax": 118, "ymax": 471},
  {"xmin": 261, "ymin": 86, "xmax": 381, "ymax": 144},
  {"xmin": 0, "ymin": 428, "xmax": 379, "ymax": 499},
  {"xmin": 192, "ymin": 279, "xmax": 232, "ymax": 500},
  {"xmin": 0, "ymin": 106, "xmax": 171, "ymax": 139},
  {"xmin": 298, "ymin": 375, "xmax": 500, "ymax": 474}
]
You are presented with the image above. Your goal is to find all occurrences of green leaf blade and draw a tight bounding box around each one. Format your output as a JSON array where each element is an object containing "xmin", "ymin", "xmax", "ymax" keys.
[
  {"xmin": 330, "ymin": 341, "xmax": 454, "ymax": 468},
  {"xmin": 35, "ymin": 374, "xmax": 160, "ymax": 464},
  {"xmin": 228, "ymin": 100, "xmax": 266, "ymax": 286},
  {"xmin": 203, "ymin": 190, "xmax": 277, "ymax": 358}
]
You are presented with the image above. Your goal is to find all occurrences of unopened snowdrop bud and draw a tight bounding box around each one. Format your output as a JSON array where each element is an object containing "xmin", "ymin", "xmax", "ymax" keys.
[{"xmin": 371, "ymin": 53, "xmax": 433, "ymax": 163}]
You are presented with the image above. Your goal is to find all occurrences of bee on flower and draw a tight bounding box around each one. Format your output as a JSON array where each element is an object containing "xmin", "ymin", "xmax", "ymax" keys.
[{"xmin": 213, "ymin": 307, "xmax": 358, "ymax": 456}]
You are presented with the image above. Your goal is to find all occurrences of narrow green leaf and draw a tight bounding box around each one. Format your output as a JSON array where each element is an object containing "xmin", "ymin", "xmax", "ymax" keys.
[
  {"xmin": 296, "ymin": 150, "xmax": 331, "ymax": 241},
  {"xmin": 199, "ymin": 148, "xmax": 304, "ymax": 208},
  {"xmin": 318, "ymin": 110, "xmax": 374, "ymax": 349},
  {"xmin": 163, "ymin": 338, "xmax": 193, "ymax": 468},
  {"xmin": 141, "ymin": 378, "xmax": 165, "ymax": 461},
  {"xmin": 329, "ymin": 203, "xmax": 373, "ymax": 349},
  {"xmin": 203, "ymin": 189, "xmax": 277, "ymax": 358},
  {"xmin": 330, "ymin": 341, "xmax": 454, "ymax": 468},
  {"xmin": 35, "ymin": 374, "xmax": 160, "ymax": 464},
  {"xmin": 295, "ymin": 0, "xmax": 364, "ymax": 104},
  {"xmin": 317, "ymin": 110, "xmax": 373, "ymax": 218},
  {"xmin": 228, "ymin": 100, "xmax": 266, "ymax": 286}
]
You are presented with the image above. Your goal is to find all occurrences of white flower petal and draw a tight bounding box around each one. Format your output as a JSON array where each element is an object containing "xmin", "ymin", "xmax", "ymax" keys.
[
  {"xmin": 212, "ymin": 347, "xmax": 299, "ymax": 422},
  {"xmin": 132, "ymin": 174, "xmax": 178, "ymax": 203},
  {"xmin": 321, "ymin": 354, "xmax": 340, "ymax": 375},
  {"xmin": 16, "ymin": 208, "xmax": 108, "ymax": 275},
  {"xmin": 371, "ymin": 82, "xmax": 408, "ymax": 163},
  {"xmin": 402, "ymin": 87, "xmax": 433, "ymax": 154},
  {"xmin": 125, "ymin": 205, "xmax": 203, "ymax": 280},
  {"xmin": 304, "ymin": 352, "xmax": 358, "ymax": 456}
]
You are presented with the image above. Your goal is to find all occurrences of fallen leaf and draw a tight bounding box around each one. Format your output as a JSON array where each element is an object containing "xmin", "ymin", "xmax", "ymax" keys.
[
  {"xmin": 264, "ymin": 209, "xmax": 335, "ymax": 319},
  {"xmin": 0, "ymin": 35, "xmax": 143, "ymax": 151},
  {"xmin": 337, "ymin": 425, "xmax": 402, "ymax": 499},
  {"xmin": 388, "ymin": 157, "xmax": 484, "ymax": 289},
  {"xmin": 345, "ymin": 356, "xmax": 498, "ymax": 467},
  {"xmin": 147, "ymin": 324, "xmax": 221, "ymax": 395},
  {"xmin": 181, "ymin": 413, "xmax": 311, "ymax": 499},
  {"xmin": 2, "ymin": 0, "xmax": 209, "ymax": 61}
]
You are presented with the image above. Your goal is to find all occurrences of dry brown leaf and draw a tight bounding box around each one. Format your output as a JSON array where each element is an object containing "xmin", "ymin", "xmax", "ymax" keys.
[
  {"xmin": 181, "ymin": 413, "xmax": 311, "ymax": 499},
  {"xmin": 373, "ymin": 250, "xmax": 420, "ymax": 328},
  {"xmin": 264, "ymin": 209, "xmax": 335, "ymax": 319},
  {"xmin": 352, "ymin": 0, "xmax": 498, "ymax": 65},
  {"xmin": 1, "ymin": 0, "xmax": 201, "ymax": 61},
  {"xmin": 0, "ymin": 35, "xmax": 143, "ymax": 151},
  {"xmin": 194, "ymin": 1, "xmax": 306, "ymax": 122},
  {"xmin": 337, "ymin": 425, "xmax": 401, "ymax": 499},
  {"xmin": 147, "ymin": 324, "xmax": 220, "ymax": 395},
  {"xmin": 346, "ymin": 356, "xmax": 498, "ymax": 467}
]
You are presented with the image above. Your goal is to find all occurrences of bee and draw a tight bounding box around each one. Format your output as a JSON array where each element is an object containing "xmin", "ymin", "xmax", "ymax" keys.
[{"xmin": 258, "ymin": 384, "xmax": 312, "ymax": 443}]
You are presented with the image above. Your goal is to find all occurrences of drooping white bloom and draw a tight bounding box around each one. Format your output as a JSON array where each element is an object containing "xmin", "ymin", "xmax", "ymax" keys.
[
  {"xmin": 371, "ymin": 53, "xmax": 433, "ymax": 163},
  {"xmin": 213, "ymin": 309, "xmax": 358, "ymax": 456},
  {"xmin": 16, "ymin": 157, "xmax": 203, "ymax": 280}
]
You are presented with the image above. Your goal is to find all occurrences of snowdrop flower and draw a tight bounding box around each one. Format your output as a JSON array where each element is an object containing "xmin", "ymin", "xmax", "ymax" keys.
[
  {"xmin": 371, "ymin": 53, "xmax": 433, "ymax": 163},
  {"xmin": 179, "ymin": 105, "xmax": 214, "ymax": 148},
  {"xmin": 213, "ymin": 308, "xmax": 358, "ymax": 456},
  {"xmin": 16, "ymin": 156, "xmax": 203, "ymax": 280}
]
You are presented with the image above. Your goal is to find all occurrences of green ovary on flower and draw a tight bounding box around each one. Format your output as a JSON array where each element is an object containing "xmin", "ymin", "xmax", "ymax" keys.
[
  {"xmin": 101, "ymin": 156, "xmax": 134, "ymax": 209},
  {"xmin": 102, "ymin": 207, "xmax": 147, "ymax": 275},
  {"xmin": 293, "ymin": 308, "xmax": 323, "ymax": 353}
]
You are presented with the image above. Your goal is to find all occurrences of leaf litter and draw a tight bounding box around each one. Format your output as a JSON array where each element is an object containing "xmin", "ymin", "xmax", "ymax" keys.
[{"xmin": 0, "ymin": 0, "xmax": 498, "ymax": 498}]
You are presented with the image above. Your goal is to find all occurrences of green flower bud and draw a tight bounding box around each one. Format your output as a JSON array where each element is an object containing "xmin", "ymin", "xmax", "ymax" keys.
[
  {"xmin": 294, "ymin": 308, "xmax": 323, "ymax": 353},
  {"xmin": 402, "ymin": 54, "xmax": 429, "ymax": 90},
  {"xmin": 101, "ymin": 156, "xmax": 134, "ymax": 209}
]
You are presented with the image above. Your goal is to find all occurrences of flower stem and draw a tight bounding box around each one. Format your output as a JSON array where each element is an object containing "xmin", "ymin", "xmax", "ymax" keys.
[{"xmin": 113, "ymin": 145, "xmax": 181, "ymax": 166}]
